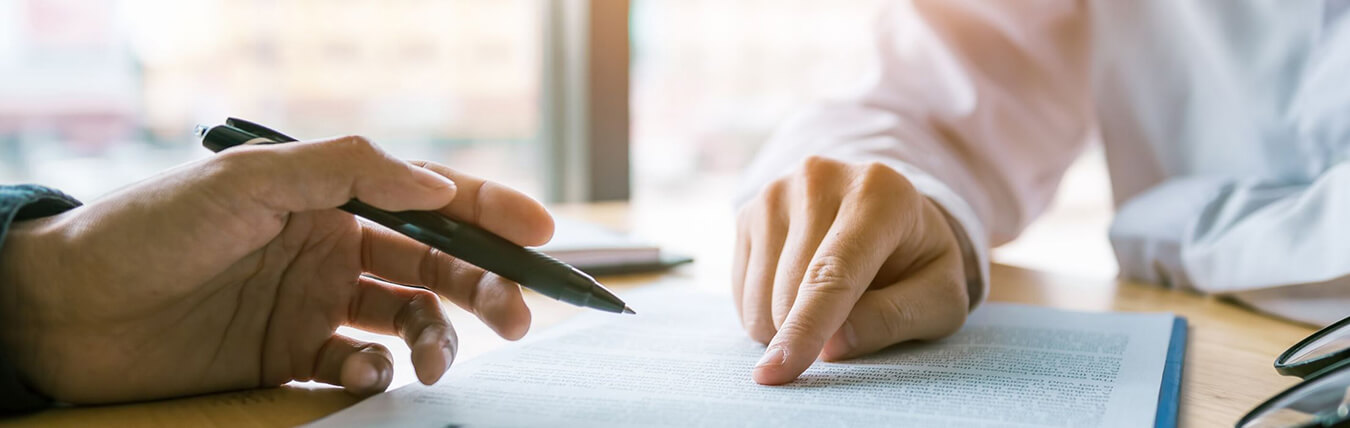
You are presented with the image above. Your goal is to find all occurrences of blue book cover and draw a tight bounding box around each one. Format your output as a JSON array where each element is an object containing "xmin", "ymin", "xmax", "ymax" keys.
[{"xmin": 1154, "ymin": 317, "xmax": 1188, "ymax": 428}]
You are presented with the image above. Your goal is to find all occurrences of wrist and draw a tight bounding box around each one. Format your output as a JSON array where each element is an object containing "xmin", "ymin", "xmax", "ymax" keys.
[{"xmin": 0, "ymin": 215, "xmax": 66, "ymax": 392}]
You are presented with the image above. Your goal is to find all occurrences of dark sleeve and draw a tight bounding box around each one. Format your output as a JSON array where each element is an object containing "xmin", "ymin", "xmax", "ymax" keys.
[{"xmin": 0, "ymin": 185, "xmax": 81, "ymax": 415}]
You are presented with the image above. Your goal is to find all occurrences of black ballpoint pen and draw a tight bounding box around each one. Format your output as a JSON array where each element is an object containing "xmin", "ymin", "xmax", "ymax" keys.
[{"xmin": 194, "ymin": 117, "xmax": 635, "ymax": 315}]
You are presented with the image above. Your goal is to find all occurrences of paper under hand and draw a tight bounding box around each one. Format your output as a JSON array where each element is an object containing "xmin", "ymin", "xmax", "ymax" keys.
[{"xmin": 309, "ymin": 285, "xmax": 1174, "ymax": 428}]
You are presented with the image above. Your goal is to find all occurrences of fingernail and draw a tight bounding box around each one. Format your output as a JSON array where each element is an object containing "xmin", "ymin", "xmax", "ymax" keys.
[
  {"xmin": 755, "ymin": 346, "xmax": 787, "ymax": 368},
  {"xmin": 413, "ymin": 168, "xmax": 454, "ymax": 190}
]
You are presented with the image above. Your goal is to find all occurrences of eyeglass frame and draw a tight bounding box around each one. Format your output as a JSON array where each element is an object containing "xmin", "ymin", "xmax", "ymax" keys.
[
  {"xmin": 1276, "ymin": 316, "xmax": 1350, "ymax": 377},
  {"xmin": 1237, "ymin": 315, "xmax": 1350, "ymax": 428}
]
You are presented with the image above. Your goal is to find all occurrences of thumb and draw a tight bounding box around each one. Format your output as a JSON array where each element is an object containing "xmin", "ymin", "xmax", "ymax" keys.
[{"xmin": 219, "ymin": 135, "xmax": 457, "ymax": 213}]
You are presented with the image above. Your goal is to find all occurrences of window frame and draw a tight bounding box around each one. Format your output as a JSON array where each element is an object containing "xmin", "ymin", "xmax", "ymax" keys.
[{"xmin": 540, "ymin": 0, "xmax": 631, "ymax": 202}]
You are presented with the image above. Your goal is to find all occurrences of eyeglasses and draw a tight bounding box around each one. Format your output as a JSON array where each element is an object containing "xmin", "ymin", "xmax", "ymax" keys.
[{"xmin": 1239, "ymin": 316, "xmax": 1350, "ymax": 428}]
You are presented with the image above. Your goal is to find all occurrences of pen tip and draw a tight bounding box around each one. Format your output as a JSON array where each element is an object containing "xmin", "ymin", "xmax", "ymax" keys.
[{"xmin": 622, "ymin": 306, "xmax": 636, "ymax": 315}]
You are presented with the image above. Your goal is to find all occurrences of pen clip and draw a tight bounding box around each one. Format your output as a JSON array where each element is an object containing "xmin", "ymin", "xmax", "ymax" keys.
[{"xmin": 226, "ymin": 117, "xmax": 299, "ymax": 142}]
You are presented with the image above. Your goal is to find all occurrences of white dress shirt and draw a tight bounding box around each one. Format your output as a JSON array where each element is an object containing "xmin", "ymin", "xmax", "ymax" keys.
[{"xmin": 739, "ymin": 0, "xmax": 1350, "ymax": 326}]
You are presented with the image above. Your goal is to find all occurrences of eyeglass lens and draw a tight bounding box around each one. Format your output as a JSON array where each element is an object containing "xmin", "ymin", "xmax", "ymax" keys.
[
  {"xmin": 1286, "ymin": 323, "xmax": 1350, "ymax": 367},
  {"xmin": 1241, "ymin": 366, "xmax": 1350, "ymax": 428}
]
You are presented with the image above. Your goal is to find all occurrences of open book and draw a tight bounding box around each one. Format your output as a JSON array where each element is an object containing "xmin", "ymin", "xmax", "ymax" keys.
[{"xmin": 310, "ymin": 284, "xmax": 1186, "ymax": 428}]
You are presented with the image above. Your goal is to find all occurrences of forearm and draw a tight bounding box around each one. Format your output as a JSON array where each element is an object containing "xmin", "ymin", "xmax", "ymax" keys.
[{"xmin": 0, "ymin": 185, "xmax": 81, "ymax": 415}]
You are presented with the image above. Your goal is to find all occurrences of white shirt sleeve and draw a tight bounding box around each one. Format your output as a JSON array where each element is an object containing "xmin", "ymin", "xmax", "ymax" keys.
[
  {"xmin": 737, "ymin": 0, "xmax": 1093, "ymax": 308},
  {"xmin": 1111, "ymin": 165, "xmax": 1350, "ymax": 326}
]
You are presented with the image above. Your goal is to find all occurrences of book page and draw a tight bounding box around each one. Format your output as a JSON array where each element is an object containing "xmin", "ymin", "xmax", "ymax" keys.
[{"xmin": 310, "ymin": 284, "xmax": 1176, "ymax": 428}]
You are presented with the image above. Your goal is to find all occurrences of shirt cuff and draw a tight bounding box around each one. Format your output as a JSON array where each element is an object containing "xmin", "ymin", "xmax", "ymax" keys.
[
  {"xmin": 1108, "ymin": 176, "xmax": 1230, "ymax": 291},
  {"xmin": 0, "ymin": 184, "xmax": 82, "ymax": 415}
]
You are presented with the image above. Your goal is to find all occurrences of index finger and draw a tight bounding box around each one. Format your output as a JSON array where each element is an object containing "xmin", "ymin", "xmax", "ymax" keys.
[
  {"xmin": 751, "ymin": 196, "xmax": 904, "ymax": 385},
  {"xmin": 410, "ymin": 160, "xmax": 555, "ymax": 246}
]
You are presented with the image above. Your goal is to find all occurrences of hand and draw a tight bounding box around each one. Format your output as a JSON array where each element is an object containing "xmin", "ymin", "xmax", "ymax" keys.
[
  {"xmin": 0, "ymin": 136, "xmax": 552, "ymax": 403},
  {"xmin": 732, "ymin": 156, "xmax": 969, "ymax": 385}
]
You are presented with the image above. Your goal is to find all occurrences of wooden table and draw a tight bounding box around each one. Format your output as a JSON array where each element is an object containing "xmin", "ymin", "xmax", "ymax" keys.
[{"xmin": 0, "ymin": 203, "xmax": 1318, "ymax": 428}]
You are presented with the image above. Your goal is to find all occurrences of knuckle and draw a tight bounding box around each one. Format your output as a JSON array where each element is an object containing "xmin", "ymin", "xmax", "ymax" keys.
[
  {"xmin": 212, "ymin": 145, "xmax": 266, "ymax": 179},
  {"xmin": 212, "ymin": 144, "xmax": 254, "ymax": 166},
  {"xmin": 346, "ymin": 134, "xmax": 376, "ymax": 148},
  {"xmin": 775, "ymin": 316, "xmax": 823, "ymax": 343},
  {"xmin": 332, "ymin": 134, "xmax": 379, "ymax": 158},
  {"xmin": 798, "ymin": 156, "xmax": 844, "ymax": 193},
  {"xmin": 209, "ymin": 148, "xmax": 280, "ymax": 204},
  {"xmin": 859, "ymin": 161, "xmax": 896, "ymax": 181},
  {"xmin": 762, "ymin": 176, "xmax": 789, "ymax": 207},
  {"xmin": 849, "ymin": 164, "xmax": 919, "ymax": 230},
  {"xmin": 362, "ymin": 343, "xmax": 394, "ymax": 360},
  {"xmin": 408, "ymin": 288, "xmax": 442, "ymax": 312},
  {"xmin": 418, "ymin": 247, "xmax": 444, "ymax": 289},
  {"xmin": 855, "ymin": 161, "xmax": 916, "ymax": 199},
  {"xmin": 800, "ymin": 255, "xmax": 855, "ymax": 295},
  {"xmin": 442, "ymin": 258, "xmax": 488, "ymax": 309},
  {"xmin": 395, "ymin": 288, "xmax": 442, "ymax": 334},
  {"xmin": 735, "ymin": 201, "xmax": 756, "ymax": 227},
  {"xmin": 419, "ymin": 247, "xmax": 472, "ymax": 300},
  {"xmin": 801, "ymin": 155, "xmax": 843, "ymax": 177},
  {"xmin": 753, "ymin": 185, "xmax": 789, "ymax": 231}
]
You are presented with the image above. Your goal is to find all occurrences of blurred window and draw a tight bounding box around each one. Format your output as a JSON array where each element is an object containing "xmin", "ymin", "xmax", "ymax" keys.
[
  {"xmin": 0, "ymin": 0, "xmax": 543, "ymax": 199},
  {"xmin": 630, "ymin": 0, "xmax": 884, "ymax": 198}
]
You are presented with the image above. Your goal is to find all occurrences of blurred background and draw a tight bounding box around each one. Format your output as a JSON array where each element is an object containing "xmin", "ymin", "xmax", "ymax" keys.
[{"xmin": 0, "ymin": 0, "xmax": 1115, "ymax": 280}]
